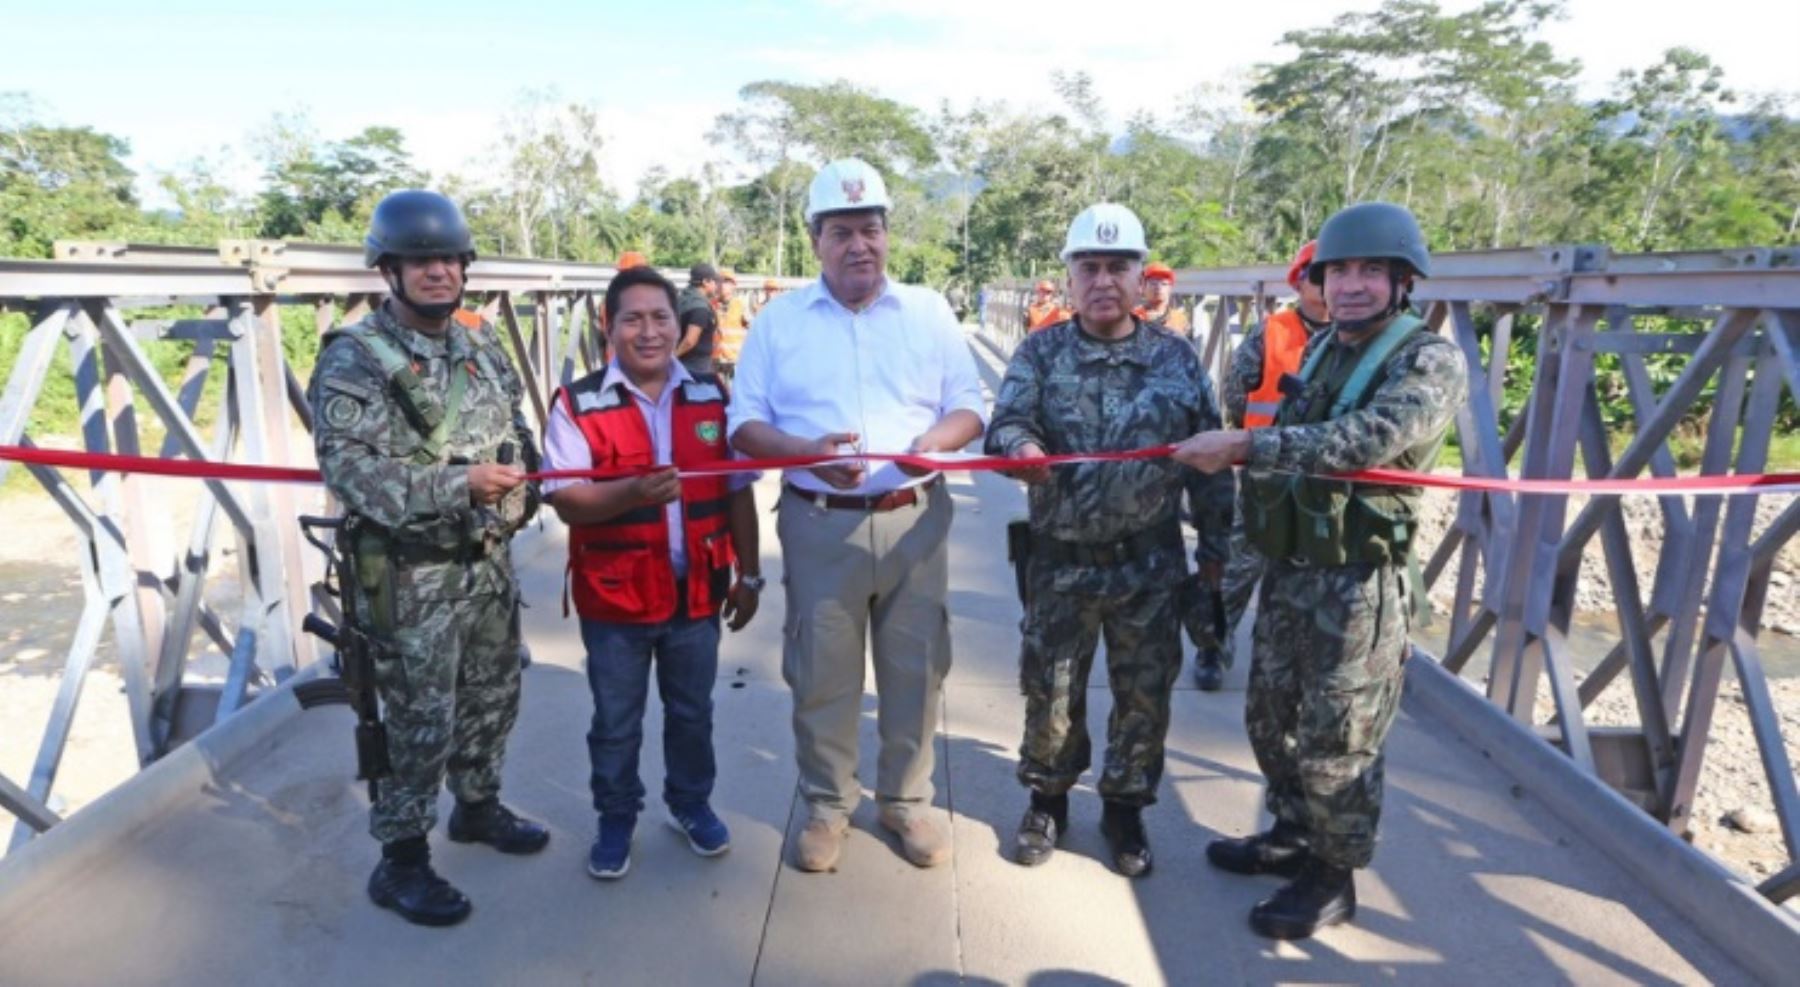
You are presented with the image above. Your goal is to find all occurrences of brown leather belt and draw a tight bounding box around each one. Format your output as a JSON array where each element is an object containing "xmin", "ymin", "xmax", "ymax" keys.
[{"xmin": 785, "ymin": 476, "xmax": 942, "ymax": 513}]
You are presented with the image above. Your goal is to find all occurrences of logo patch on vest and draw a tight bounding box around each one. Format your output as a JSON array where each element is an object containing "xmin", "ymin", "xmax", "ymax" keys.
[{"xmin": 695, "ymin": 421, "xmax": 722, "ymax": 445}]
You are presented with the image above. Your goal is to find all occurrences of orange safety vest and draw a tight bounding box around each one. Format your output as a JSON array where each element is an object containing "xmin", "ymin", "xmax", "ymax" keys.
[
  {"xmin": 1134, "ymin": 304, "xmax": 1190, "ymax": 334},
  {"xmin": 1027, "ymin": 302, "xmax": 1069, "ymax": 331},
  {"xmin": 1243, "ymin": 308, "xmax": 1313, "ymax": 429},
  {"xmin": 558, "ymin": 374, "xmax": 736, "ymax": 623},
  {"xmin": 715, "ymin": 298, "xmax": 750, "ymax": 363}
]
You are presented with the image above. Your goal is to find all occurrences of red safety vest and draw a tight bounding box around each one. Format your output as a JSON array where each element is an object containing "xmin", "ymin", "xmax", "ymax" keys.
[
  {"xmin": 1244, "ymin": 308, "xmax": 1313, "ymax": 429},
  {"xmin": 559, "ymin": 373, "xmax": 736, "ymax": 624}
]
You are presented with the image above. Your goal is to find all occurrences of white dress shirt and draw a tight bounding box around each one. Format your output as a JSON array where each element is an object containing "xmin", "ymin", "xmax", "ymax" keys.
[{"xmin": 726, "ymin": 277, "xmax": 987, "ymax": 495}]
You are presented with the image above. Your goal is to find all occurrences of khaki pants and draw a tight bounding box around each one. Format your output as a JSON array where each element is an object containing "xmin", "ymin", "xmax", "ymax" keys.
[{"xmin": 776, "ymin": 482, "xmax": 953, "ymax": 821}]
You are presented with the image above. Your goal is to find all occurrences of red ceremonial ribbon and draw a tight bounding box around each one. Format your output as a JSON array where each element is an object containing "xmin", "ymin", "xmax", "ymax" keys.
[{"xmin": 3, "ymin": 443, "xmax": 1798, "ymax": 496}]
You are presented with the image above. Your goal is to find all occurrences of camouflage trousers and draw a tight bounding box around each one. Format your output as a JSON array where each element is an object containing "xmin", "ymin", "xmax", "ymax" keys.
[
  {"xmin": 1247, "ymin": 560, "xmax": 1408, "ymax": 868},
  {"xmin": 1017, "ymin": 551, "xmax": 1185, "ymax": 807},
  {"xmin": 365, "ymin": 581, "xmax": 523, "ymax": 844},
  {"xmin": 1217, "ymin": 503, "xmax": 1265, "ymax": 668}
]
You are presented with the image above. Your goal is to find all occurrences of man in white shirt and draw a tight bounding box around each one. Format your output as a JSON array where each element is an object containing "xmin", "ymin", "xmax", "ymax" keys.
[{"xmin": 729, "ymin": 158, "xmax": 986, "ymax": 873}]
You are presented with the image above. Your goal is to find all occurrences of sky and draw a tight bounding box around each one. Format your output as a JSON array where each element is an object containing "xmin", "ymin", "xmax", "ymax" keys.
[{"xmin": 3, "ymin": 0, "xmax": 1795, "ymax": 208}]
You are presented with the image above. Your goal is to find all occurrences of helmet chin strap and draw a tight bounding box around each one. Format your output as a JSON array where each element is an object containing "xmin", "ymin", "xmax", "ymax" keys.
[
  {"xmin": 1334, "ymin": 270, "xmax": 1409, "ymax": 334},
  {"xmin": 383, "ymin": 262, "xmax": 465, "ymax": 322}
]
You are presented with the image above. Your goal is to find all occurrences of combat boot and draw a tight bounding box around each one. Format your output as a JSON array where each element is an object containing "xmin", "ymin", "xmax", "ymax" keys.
[
  {"xmin": 1206, "ymin": 818, "xmax": 1310, "ymax": 877},
  {"xmin": 1193, "ymin": 647, "xmax": 1225, "ymax": 692},
  {"xmin": 1013, "ymin": 791, "xmax": 1068, "ymax": 867},
  {"xmin": 1249, "ymin": 857, "xmax": 1357, "ymax": 940},
  {"xmin": 1099, "ymin": 801, "xmax": 1152, "ymax": 878},
  {"xmin": 447, "ymin": 798, "xmax": 550, "ymax": 855},
  {"xmin": 368, "ymin": 839, "xmax": 471, "ymax": 927}
]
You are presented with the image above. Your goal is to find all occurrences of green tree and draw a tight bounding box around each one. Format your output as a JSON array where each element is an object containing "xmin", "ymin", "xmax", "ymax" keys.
[{"xmin": 0, "ymin": 110, "xmax": 137, "ymax": 257}]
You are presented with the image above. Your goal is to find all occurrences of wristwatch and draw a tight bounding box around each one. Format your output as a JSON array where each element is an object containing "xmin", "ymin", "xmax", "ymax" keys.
[{"xmin": 738, "ymin": 573, "xmax": 766, "ymax": 593}]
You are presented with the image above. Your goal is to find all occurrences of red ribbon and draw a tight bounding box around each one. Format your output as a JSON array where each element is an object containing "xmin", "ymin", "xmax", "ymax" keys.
[{"xmin": 3, "ymin": 444, "xmax": 1798, "ymax": 496}]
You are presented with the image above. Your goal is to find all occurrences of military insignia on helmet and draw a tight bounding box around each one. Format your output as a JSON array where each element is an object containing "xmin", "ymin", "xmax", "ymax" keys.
[
  {"xmin": 1096, "ymin": 222, "xmax": 1119, "ymax": 245},
  {"xmin": 696, "ymin": 421, "xmax": 722, "ymax": 445},
  {"xmin": 842, "ymin": 178, "xmax": 865, "ymax": 203}
]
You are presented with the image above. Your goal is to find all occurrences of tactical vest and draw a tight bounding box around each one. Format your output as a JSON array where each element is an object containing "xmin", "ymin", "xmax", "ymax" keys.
[
  {"xmin": 1243, "ymin": 308, "xmax": 1312, "ymax": 429},
  {"xmin": 321, "ymin": 321, "xmax": 499, "ymax": 465},
  {"xmin": 560, "ymin": 374, "xmax": 736, "ymax": 624},
  {"xmin": 1242, "ymin": 313, "xmax": 1445, "ymax": 567}
]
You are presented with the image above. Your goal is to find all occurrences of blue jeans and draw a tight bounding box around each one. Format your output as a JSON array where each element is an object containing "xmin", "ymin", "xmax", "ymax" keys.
[{"xmin": 581, "ymin": 614, "xmax": 721, "ymax": 817}]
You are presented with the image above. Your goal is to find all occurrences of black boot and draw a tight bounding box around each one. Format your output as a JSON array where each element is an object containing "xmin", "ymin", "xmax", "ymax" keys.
[
  {"xmin": 447, "ymin": 799, "xmax": 550, "ymax": 855},
  {"xmin": 1099, "ymin": 801, "xmax": 1152, "ymax": 878},
  {"xmin": 1193, "ymin": 648, "xmax": 1225, "ymax": 692},
  {"xmin": 1206, "ymin": 818, "xmax": 1310, "ymax": 877},
  {"xmin": 368, "ymin": 839, "xmax": 472, "ymax": 927},
  {"xmin": 1014, "ymin": 791, "xmax": 1068, "ymax": 867},
  {"xmin": 1249, "ymin": 857, "xmax": 1357, "ymax": 940}
]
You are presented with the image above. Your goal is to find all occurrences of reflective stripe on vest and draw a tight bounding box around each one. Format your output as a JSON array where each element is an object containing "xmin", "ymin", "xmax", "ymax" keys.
[
  {"xmin": 561, "ymin": 374, "xmax": 736, "ymax": 624},
  {"xmin": 1243, "ymin": 309, "xmax": 1311, "ymax": 429}
]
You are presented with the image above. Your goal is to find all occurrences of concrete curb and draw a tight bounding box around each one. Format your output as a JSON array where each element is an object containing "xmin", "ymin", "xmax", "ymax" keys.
[
  {"xmin": 1406, "ymin": 654, "xmax": 1800, "ymax": 985},
  {"xmin": 0, "ymin": 659, "xmax": 322, "ymax": 921}
]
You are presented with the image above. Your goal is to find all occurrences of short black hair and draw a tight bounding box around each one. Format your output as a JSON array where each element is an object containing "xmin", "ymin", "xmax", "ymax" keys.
[{"xmin": 604, "ymin": 265, "xmax": 679, "ymax": 326}]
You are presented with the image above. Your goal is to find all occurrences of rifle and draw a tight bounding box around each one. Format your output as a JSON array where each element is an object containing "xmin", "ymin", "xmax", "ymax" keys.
[{"xmin": 294, "ymin": 514, "xmax": 391, "ymax": 801}]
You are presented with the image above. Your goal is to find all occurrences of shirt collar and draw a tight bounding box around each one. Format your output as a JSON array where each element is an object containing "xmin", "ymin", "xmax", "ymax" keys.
[
  {"xmin": 373, "ymin": 305, "xmax": 466, "ymax": 360},
  {"xmin": 601, "ymin": 358, "xmax": 692, "ymax": 403},
  {"xmin": 803, "ymin": 275, "xmax": 897, "ymax": 316},
  {"xmin": 1068, "ymin": 316, "xmax": 1155, "ymax": 366}
]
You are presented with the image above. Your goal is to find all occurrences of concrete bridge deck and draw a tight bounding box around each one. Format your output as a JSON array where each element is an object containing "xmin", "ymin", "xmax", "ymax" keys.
[
  {"xmin": 0, "ymin": 468, "xmax": 1751, "ymax": 986},
  {"xmin": 0, "ymin": 338, "xmax": 1760, "ymax": 985}
]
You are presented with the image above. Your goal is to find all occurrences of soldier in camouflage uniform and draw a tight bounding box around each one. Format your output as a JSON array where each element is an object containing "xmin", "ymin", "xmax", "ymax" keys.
[
  {"xmin": 1174, "ymin": 202, "xmax": 1468, "ymax": 939},
  {"xmin": 310, "ymin": 190, "xmax": 549, "ymax": 928},
  {"xmin": 987, "ymin": 204, "xmax": 1234, "ymax": 878}
]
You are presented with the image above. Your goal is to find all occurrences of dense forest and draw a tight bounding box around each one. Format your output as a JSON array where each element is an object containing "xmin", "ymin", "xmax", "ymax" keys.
[{"xmin": 3, "ymin": 0, "xmax": 1794, "ymax": 290}]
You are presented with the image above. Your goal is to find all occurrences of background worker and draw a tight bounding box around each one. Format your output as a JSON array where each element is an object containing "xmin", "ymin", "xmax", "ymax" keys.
[
  {"xmin": 713, "ymin": 269, "xmax": 750, "ymax": 383},
  {"xmin": 1197, "ymin": 239, "xmax": 1329, "ymax": 689},
  {"xmin": 1134, "ymin": 262, "xmax": 1191, "ymax": 337},
  {"xmin": 728, "ymin": 157, "xmax": 986, "ymax": 874},
  {"xmin": 987, "ymin": 203, "xmax": 1233, "ymax": 878},
  {"xmin": 676, "ymin": 263, "xmax": 722, "ymax": 376},
  {"xmin": 1024, "ymin": 279, "xmax": 1069, "ymax": 332},
  {"xmin": 1174, "ymin": 202, "xmax": 1467, "ymax": 940}
]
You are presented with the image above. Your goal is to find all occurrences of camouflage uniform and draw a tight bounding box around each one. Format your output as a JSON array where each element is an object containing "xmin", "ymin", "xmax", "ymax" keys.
[
  {"xmin": 1216, "ymin": 320, "xmax": 1268, "ymax": 663},
  {"xmin": 1240, "ymin": 320, "xmax": 1467, "ymax": 868},
  {"xmin": 309, "ymin": 305, "xmax": 536, "ymax": 844},
  {"xmin": 986, "ymin": 319, "xmax": 1234, "ymax": 806}
]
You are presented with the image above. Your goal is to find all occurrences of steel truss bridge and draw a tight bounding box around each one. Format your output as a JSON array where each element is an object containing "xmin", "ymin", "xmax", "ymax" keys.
[{"xmin": 0, "ymin": 239, "xmax": 1795, "ymax": 981}]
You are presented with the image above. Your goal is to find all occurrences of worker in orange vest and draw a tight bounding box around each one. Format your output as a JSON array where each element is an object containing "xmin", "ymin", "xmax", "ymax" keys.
[
  {"xmin": 714, "ymin": 269, "xmax": 751, "ymax": 382},
  {"xmin": 1195, "ymin": 239, "xmax": 1330, "ymax": 690},
  {"xmin": 1134, "ymin": 262, "xmax": 1191, "ymax": 337},
  {"xmin": 1024, "ymin": 279, "xmax": 1069, "ymax": 332}
]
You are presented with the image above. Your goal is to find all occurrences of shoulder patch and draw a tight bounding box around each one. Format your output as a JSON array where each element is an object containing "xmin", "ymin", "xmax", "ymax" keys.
[
  {"xmin": 680, "ymin": 380, "xmax": 725, "ymax": 404},
  {"xmin": 574, "ymin": 384, "xmax": 627, "ymax": 413}
]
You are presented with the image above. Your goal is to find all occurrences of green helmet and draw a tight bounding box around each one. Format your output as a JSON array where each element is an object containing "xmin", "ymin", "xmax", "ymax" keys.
[
  {"xmin": 1307, "ymin": 202, "xmax": 1430, "ymax": 284},
  {"xmin": 363, "ymin": 190, "xmax": 476, "ymax": 268}
]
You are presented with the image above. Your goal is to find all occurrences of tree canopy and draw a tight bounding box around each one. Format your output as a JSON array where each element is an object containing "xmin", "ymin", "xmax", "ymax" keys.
[{"xmin": 2, "ymin": 0, "xmax": 1794, "ymax": 286}]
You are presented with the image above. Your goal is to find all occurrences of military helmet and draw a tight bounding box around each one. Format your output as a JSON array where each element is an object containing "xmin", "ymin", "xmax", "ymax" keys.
[
  {"xmin": 1308, "ymin": 202, "xmax": 1430, "ymax": 284},
  {"xmin": 363, "ymin": 189, "xmax": 476, "ymax": 268}
]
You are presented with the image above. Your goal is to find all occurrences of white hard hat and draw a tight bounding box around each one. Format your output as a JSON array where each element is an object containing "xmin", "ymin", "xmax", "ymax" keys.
[
  {"xmin": 1060, "ymin": 203, "xmax": 1148, "ymax": 262},
  {"xmin": 806, "ymin": 158, "xmax": 892, "ymax": 223}
]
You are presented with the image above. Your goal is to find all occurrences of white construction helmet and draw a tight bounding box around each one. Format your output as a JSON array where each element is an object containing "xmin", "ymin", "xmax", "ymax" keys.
[
  {"xmin": 806, "ymin": 158, "xmax": 892, "ymax": 223},
  {"xmin": 1060, "ymin": 203, "xmax": 1149, "ymax": 262}
]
